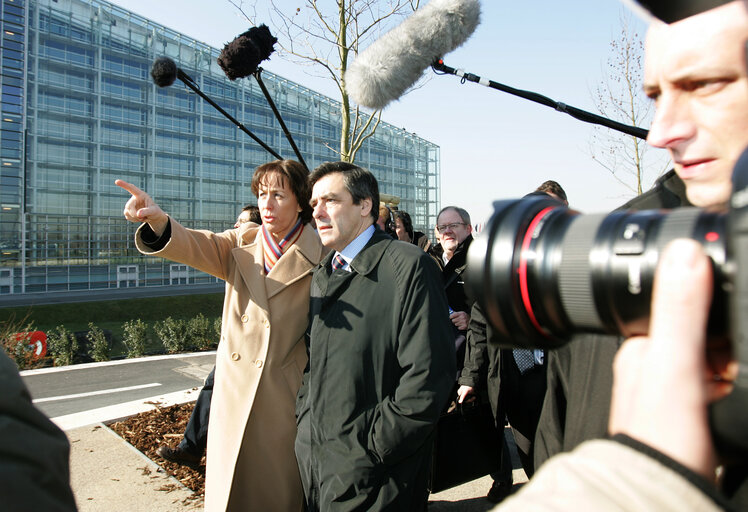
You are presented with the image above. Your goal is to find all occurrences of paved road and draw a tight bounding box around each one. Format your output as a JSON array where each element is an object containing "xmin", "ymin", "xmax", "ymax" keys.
[{"xmin": 21, "ymin": 352, "xmax": 216, "ymax": 419}]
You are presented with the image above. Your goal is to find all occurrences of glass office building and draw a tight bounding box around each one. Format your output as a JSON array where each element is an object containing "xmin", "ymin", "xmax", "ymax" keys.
[{"xmin": 0, "ymin": 0, "xmax": 440, "ymax": 300}]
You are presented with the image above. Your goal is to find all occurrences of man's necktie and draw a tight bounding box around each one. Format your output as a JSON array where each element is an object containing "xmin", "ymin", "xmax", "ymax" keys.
[
  {"xmin": 332, "ymin": 253, "xmax": 346, "ymax": 271},
  {"xmin": 513, "ymin": 349, "xmax": 536, "ymax": 375}
]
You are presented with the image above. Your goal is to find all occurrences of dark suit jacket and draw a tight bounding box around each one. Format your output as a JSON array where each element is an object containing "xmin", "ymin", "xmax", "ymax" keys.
[
  {"xmin": 295, "ymin": 231, "xmax": 456, "ymax": 511},
  {"xmin": 458, "ymin": 302, "xmax": 546, "ymax": 476}
]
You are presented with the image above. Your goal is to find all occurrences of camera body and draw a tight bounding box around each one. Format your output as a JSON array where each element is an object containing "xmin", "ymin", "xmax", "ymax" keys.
[{"xmin": 466, "ymin": 150, "xmax": 748, "ymax": 458}]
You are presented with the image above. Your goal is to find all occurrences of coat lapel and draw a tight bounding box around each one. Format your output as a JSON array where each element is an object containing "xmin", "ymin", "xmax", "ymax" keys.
[
  {"xmin": 232, "ymin": 229, "xmax": 270, "ymax": 313},
  {"xmin": 260, "ymin": 225, "xmax": 324, "ymax": 302}
]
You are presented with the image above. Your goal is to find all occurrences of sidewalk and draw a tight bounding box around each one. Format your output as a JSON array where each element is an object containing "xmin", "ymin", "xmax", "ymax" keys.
[
  {"xmin": 66, "ymin": 419, "xmax": 527, "ymax": 511},
  {"xmin": 58, "ymin": 377, "xmax": 526, "ymax": 511},
  {"xmin": 68, "ymin": 424, "xmax": 202, "ymax": 511}
]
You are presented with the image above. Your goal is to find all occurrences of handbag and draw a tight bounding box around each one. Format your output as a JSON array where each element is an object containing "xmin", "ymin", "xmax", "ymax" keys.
[{"xmin": 429, "ymin": 399, "xmax": 501, "ymax": 493}]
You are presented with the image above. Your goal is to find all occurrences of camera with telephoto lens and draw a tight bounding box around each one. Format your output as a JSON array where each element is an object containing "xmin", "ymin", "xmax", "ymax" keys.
[{"xmin": 465, "ymin": 148, "xmax": 748, "ymax": 459}]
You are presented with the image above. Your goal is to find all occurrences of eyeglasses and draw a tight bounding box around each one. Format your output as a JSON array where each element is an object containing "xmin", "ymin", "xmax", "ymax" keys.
[{"xmin": 436, "ymin": 222, "xmax": 467, "ymax": 233}]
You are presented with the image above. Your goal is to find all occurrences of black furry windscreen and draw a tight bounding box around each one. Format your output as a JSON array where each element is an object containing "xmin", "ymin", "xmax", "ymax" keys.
[
  {"xmin": 218, "ymin": 25, "xmax": 277, "ymax": 80},
  {"xmin": 151, "ymin": 57, "xmax": 178, "ymax": 87}
]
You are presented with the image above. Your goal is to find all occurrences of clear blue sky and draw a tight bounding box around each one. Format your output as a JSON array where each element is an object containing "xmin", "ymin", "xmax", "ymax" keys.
[{"xmin": 108, "ymin": 0, "xmax": 664, "ymax": 224}]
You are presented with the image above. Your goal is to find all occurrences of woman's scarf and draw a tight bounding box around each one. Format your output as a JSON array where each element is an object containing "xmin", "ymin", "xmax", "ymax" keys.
[{"xmin": 261, "ymin": 218, "xmax": 304, "ymax": 274}]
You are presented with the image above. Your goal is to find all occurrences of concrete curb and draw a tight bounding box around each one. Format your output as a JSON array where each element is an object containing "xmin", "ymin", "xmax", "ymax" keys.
[{"xmin": 52, "ymin": 387, "xmax": 202, "ymax": 431}]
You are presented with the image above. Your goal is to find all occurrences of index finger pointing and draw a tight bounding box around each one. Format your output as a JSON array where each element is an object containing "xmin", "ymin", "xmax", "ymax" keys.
[{"xmin": 115, "ymin": 179, "xmax": 144, "ymax": 197}]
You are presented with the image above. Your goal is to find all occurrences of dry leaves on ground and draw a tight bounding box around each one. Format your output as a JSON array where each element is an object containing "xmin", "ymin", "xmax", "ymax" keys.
[{"xmin": 108, "ymin": 402, "xmax": 205, "ymax": 499}]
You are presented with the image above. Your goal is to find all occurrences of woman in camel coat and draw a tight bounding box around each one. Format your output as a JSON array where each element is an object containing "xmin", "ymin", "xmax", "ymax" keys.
[{"xmin": 117, "ymin": 160, "xmax": 325, "ymax": 511}]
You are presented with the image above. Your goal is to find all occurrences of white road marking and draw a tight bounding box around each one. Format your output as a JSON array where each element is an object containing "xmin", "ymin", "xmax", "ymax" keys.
[
  {"xmin": 50, "ymin": 388, "xmax": 201, "ymax": 431},
  {"xmin": 19, "ymin": 350, "xmax": 217, "ymax": 376},
  {"xmin": 33, "ymin": 383, "xmax": 162, "ymax": 403}
]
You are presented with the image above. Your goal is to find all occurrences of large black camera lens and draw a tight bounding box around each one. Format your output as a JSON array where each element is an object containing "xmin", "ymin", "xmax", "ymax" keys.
[{"xmin": 466, "ymin": 196, "xmax": 728, "ymax": 348}]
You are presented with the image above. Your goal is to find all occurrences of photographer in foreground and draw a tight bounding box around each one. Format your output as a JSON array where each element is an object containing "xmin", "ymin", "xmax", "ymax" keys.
[
  {"xmin": 533, "ymin": 2, "xmax": 748, "ymax": 507},
  {"xmin": 494, "ymin": 239, "xmax": 735, "ymax": 511}
]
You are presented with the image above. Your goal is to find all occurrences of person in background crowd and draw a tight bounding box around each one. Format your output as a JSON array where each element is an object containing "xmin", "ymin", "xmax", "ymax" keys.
[
  {"xmin": 393, "ymin": 210, "xmax": 431, "ymax": 252},
  {"xmin": 295, "ymin": 162, "xmax": 455, "ymax": 511},
  {"xmin": 457, "ymin": 302, "xmax": 515, "ymax": 504},
  {"xmin": 117, "ymin": 159, "xmax": 325, "ymax": 511},
  {"xmin": 156, "ymin": 205, "xmax": 264, "ymax": 469},
  {"xmin": 234, "ymin": 204, "xmax": 261, "ymax": 227},
  {"xmin": 535, "ymin": 180, "xmax": 568, "ymax": 206},
  {"xmin": 430, "ymin": 206, "xmax": 474, "ymax": 375},
  {"xmin": 458, "ymin": 181, "xmax": 567, "ymax": 502},
  {"xmin": 377, "ymin": 203, "xmax": 396, "ymax": 237}
]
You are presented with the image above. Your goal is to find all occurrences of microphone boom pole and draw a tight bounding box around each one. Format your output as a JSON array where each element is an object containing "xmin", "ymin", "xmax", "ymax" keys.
[
  {"xmin": 432, "ymin": 60, "xmax": 649, "ymax": 141},
  {"xmin": 177, "ymin": 68, "xmax": 283, "ymax": 160},
  {"xmin": 252, "ymin": 68, "xmax": 309, "ymax": 171}
]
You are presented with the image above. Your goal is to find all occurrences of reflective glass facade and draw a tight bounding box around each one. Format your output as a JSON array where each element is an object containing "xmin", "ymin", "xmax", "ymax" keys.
[{"xmin": 0, "ymin": 0, "xmax": 440, "ymax": 298}]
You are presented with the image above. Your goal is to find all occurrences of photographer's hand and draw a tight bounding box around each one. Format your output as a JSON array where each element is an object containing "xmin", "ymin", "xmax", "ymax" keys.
[{"xmin": 609, "ymin": 239, "xmax": 734, "ymax": 480}]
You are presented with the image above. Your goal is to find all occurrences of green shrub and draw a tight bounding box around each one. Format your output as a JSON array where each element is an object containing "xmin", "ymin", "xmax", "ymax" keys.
[
  {"xmin": 122, "ymin": 319, "xmax": 147, "ymax": 358},
  {"xmin": 47, "ymin": 325, "xmax": 78, "ymax": 367},
  {"xmin": 213, "ymin": 317, "xmax": 222, "ymax": 341},
  {"xmin": 187, "ymin": 314, "xmax": 217, "ymax": 350},
  {"xmin": 87, "ymin": 322, "xmax": 110, "ymax": 362},
  {"xmin": 154, "ymin": 317, "xmax": 189, "ymax": 353}
]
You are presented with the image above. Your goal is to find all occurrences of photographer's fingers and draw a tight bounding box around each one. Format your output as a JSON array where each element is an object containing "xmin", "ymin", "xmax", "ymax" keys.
[
  {"xmin": 648, "ymin": 240, "xmax": 713, "ymax": 375},
  {"xmin": 610, "ymin": 239, "xmax": 716, "ymax": 479}
]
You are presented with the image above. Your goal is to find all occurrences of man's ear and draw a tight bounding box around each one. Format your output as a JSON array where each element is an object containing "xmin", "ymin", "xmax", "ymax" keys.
[
  {"xmin": 467, "ymin": 223, "xmax": 473, "ymax": 235},
  {"xmin": 360, "ymin": 197, "xmax": 372, "ymax": 218}
]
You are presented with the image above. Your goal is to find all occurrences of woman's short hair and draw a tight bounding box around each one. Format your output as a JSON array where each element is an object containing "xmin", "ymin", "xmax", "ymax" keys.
[{"xmin": 251, "ymin": 160, "xmax": 313, "ymax": 223}]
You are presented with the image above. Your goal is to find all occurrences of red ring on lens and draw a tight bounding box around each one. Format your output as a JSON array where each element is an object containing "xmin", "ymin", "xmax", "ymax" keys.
[{"xmin": 518, "ymin": 206, "xmax": 555, "ymax": 337}]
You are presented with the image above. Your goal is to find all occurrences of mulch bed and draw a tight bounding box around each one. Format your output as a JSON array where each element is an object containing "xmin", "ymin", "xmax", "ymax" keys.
[{"xmin": 108, "ymin": 402, "xmax": 205, "ymax": 500}]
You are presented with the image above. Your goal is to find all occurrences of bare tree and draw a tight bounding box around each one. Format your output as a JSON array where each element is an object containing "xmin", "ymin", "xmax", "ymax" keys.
[
  {"xmin": 229, "ymin": 0, "xmax": 420, "ymax": 163},
  {"xmin": 589, "ymin": 11, "xmax": 670, "ymax": 195}
]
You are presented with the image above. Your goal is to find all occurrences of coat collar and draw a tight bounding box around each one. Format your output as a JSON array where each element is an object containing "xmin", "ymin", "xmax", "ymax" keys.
[
  {"xmin": 431, "ymin": 234, "xmax": 473, "ymax": 272},
  {"xmin": 314, "ymin": 230, "xmax": 393, "ymax": 302},
  {"xmin": 233, "ymin": 224, "xmax": 324, "ymax": 309},
  {"xmin": 318, "ymin": 229, "xmax": 392, "ymax": 276}
]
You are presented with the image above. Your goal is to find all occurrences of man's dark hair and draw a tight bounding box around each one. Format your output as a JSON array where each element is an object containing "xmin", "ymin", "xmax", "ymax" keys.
[
  {"xmin": 251, "ymin": 159, "xmax": 313, "ymax": 223},
  {"xmin": 242, "ymin": 204, "xmax": 262, "ymax": 224},
  {"xmin": 394, "ymin": 210, "xmax": 414, "ymax": 240},
  {"xmin": 309, "ymin": 161, "xmax": 379, "ymax": 223},
  {"xmin": 535, "ymin": 180, "xmax": 568, "ymax": 203}
]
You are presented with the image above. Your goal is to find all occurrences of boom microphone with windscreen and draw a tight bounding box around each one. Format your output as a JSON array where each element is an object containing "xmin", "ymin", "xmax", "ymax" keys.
[
  {"xmin": 149, "ymin": 56, "xmax": 282, "ymax": 160},
  {"xmin": 151, "ymin": 56, "xmax": 178, "ymax": 87},
  {"xmin": 345, "ymin": 0, "xmax": 481, "ymax": 110},
  {"xmin": 217, "ymin": 25, "xmax": 308, "ymax": 170},
  {"xmin": 218, "ymin": 24, "xmax": 277, "ymax": 80}
]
